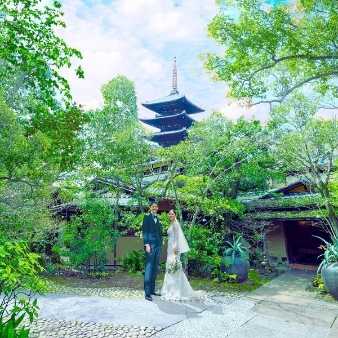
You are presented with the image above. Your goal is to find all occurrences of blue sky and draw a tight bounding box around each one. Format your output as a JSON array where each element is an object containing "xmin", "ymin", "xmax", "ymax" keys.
[{"xmin": 57, "ymin": 0, "xmax": 270, "ymax": 125}]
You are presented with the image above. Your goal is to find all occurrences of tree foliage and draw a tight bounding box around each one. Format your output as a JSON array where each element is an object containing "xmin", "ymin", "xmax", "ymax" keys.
[
  {"xmin": 55, "ymin": 198, "xmax": 120, "ymax": 274},
  {"xmin": 156, "ymin": 111, "xmax": 279, "ymax": 242},
  {"xmin": 0, "ymin": 0, "xmax": 88, "ymax": 240},
  {"xmin": 82, "ymin": 75, "xmax": 150, "ymax": 176},
  {"xmin": 0, "ymin": 95, "xmax": 58, "ymax": 240},
  {"xmin": 56, "ymin": 75, "xmax": 156, "ymax": 245},
  {"xmin": 0, "ymin": 0, "xmax": 88, "ymax": 171},
  {"xmin": 203, "ymin": 0, "xmax": 338, "ymax": 106},
  {"xmin": 0, "ymin": 241, "xmax": 48, "ymax": 336},
  {"xmin": 100, "ymin": 75, "xmax": 138, "ymax": 127},
  {"xmin": 186, "ymin": 112, "xmax": 278, "ymax": 198},
  {"xmin": 268, "ymin": 92, "xmax": 338, "ymax": 235},
  {"xmin": 0, "ymin": 0, "xmax": 84, "ymax": 111}
]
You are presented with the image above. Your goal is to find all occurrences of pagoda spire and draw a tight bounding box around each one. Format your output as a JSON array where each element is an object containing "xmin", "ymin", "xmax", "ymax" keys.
[{"xmin": 170, "ymin": 57, "xmax": 179, "ymax": 95}]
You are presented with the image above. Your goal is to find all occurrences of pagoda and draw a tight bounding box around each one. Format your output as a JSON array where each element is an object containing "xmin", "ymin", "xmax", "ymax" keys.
[{"xmin": 140, "ymin": 58, "xmax": 204, "ymax": 147}]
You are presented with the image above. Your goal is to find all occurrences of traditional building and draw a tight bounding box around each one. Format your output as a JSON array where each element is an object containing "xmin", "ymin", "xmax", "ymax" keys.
[
  {"xmin": 241, "ymin": 179, "xmax": 330, "ymax": 266},
  {"xmin": 140, "ymin": 58, "xmax": 204, "ymax": 147}
]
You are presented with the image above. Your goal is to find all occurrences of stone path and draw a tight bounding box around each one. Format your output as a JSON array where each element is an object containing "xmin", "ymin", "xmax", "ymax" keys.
[{"xmin": 17, "ymin": 269, "xmax": 338, "ymax": 337}]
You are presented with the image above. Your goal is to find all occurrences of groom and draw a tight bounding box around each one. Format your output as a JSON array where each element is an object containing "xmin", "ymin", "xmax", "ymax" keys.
[{"xmin": 142, "ymin": 201, "xmax": 163, "ymax": 301}]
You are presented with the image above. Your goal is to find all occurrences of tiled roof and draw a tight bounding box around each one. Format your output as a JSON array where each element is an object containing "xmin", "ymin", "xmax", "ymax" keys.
[
  {"xmin": 141, "ymin": 94, "xmax": 204, "ymax": 115},
  {"xmin": 152, "ymin": 127, "xmax": 187, "ymax": 137},
  {"xmin": 139, "ymin": 111, "xmax": 194, "ymax": 129}
]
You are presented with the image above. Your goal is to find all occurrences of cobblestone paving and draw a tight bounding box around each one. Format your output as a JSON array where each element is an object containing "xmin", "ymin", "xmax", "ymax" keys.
[
  {"xmin": 45, "ymin": 280, "xmax": 144, "ymax": 299},
  {"xmin": 25, "ymin": 319, "xmax": 162, "ymax": 338}
]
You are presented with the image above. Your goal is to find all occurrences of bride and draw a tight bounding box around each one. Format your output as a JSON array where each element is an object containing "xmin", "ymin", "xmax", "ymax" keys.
[{"xmin": 161, "ymin": 209, "xmax": 206, "ymax": 301}]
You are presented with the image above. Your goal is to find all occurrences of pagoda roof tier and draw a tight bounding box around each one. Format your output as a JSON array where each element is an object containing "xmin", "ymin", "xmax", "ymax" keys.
[
  {"xmin": 152, "ymin": 127, "xmax": 188, "ymax": 138},
  {"xmin": 141, "ymin": 93, "xmax": 204, "ymax": 115},
  {"xmin": 151, "ymin": 128, "xmax": 188, "ymax": 147},
  {"xmin": 139, "ymin": 111, "xmax": 195, "ymax": 129}
]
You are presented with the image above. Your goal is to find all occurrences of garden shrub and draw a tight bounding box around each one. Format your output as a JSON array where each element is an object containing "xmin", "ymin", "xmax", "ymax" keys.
[
  {"xmin": 187, "ymin": 226, "xmax": 226, "ymax": 278},
  {"xmin": 249, "ymin": 247, "xmax": 265, "ymax": 268},
  {"xmin": 54, "ymin": 198, "xmax": 120, "ymax": 274},
  {"xmin": 118, "ymin": 250, "xmax": 145, "ymax": 273},
  {"xmin": 0, "ymin": 241, "xmax": 48, "ymax": 337}
]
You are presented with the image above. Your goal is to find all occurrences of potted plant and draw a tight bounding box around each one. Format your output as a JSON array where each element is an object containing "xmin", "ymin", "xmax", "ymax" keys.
[
  {"xmin": 315, "ymin": 235, "xmax": 338, "ymax": 301},
  {"xmin": 221, "ymin": 234, "xmax": 250, "ymax": 282}
]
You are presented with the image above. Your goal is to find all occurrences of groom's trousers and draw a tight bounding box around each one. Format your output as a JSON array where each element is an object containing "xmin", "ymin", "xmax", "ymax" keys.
[{"xmin": 144, "ymin": 245, "xmax": 161, "ymax": 294}]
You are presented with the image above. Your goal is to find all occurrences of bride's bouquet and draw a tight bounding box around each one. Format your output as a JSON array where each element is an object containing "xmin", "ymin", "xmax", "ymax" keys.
[{"xmin": 167, "ymin": 256, "xmax": 181, "ymax": 274}]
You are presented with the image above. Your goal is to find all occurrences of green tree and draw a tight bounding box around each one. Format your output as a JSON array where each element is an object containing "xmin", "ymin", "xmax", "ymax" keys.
[
  {"xmin": 0, "ymin": 96, "xmax": 57, "ymax": 240},
  {"xmin": 56, "ymin": 198, "xmax": 119, "ymax": 274},
  {"xmin": 202, "ymin": 0, "xmax": 338, "ymax": 106},
  {"xmin": 0, "ymin": 1, "xmax": 86, "ymax": 333},
  {"xmin": 0, "ymin": 0, "xmax": 88, "ymax": 172},
  {"xmin": 100, "ymin": 75, "xmax": 138, "ymax": 126},
  {"xmin": 158, "ymin": 111, "xmax": 278, "ymax": 229},
  {"xmin": 83, "ymin": 75, "xmax": 148, "ymax": 175},
  {"xmin": 154, "ymin": 112, "xmax": 278, "ymax": 275},
  {"xmin": 268, "ymin": 92, "xmax": 338, "ymax": 236},
  {"xmin": 57, "ymin": 75, "xmax": 155, "ymax": 241},
  {"xmin": 26, "ymin": 102, "xmax": 88, "ymax": 171},
  {"xmin": 0, "ymin": 0, "xmax": 84, "ymax": 111},
  {"xmin": 186, "ymin": 112, "xmax": 277, "ymax": 198},
  {"xmin": 0, "ymin": 0, "xmax": 88, "ymax": 239},
  {"xmin": 330, "ymin": 167, "xmax": 338, "ymax": 209}
]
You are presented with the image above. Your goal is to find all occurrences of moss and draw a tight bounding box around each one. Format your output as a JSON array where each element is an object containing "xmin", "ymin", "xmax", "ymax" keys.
[
  {"xmin": 243, "ymin": 194, "xmax": 324, "ymax": 211},
  {"xmin": 252, "ymin": 209, "xmax": 328, "ymax": 220},
  {"xmin": 188, "ymin": 269, "xmax": 273, "ymax": 293}
]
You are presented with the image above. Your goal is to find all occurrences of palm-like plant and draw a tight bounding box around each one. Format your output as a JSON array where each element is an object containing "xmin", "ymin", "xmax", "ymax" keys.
[
  {"xmin": 224, "ymin": 235, "xmax": 249, "ymax": 264},
  {"xmin": 314, "ymin": 235, "xmax": 338, "ymax": 272}
]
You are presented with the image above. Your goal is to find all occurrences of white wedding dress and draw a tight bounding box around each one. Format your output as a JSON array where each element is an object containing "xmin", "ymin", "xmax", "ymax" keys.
[{"xmin": 161, "ymin": 220, "xmax": 206, "ymax": 301}]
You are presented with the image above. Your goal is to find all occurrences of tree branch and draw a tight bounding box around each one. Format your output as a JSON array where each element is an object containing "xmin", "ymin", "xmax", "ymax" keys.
[
  {"xmin": 277, "ymin": 71, "xmax": 338, "ymax": 100},
  {"xmin": 247, "ymin": 54, "xmax": 338, "ymax": 83},
  {"xmin": 248, "ymin": 71, "xmax": 338, "ymax": 106}
]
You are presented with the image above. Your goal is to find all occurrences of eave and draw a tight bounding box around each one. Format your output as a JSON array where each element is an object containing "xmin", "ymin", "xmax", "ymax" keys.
[
  {"xmin": 141, "ymin": 94, "xmax": 204, "ymax": 115},
  {"xmin": 139, "ymin": 111, "xmax": 195, "ymax": 129},
  {"xmin": 151, "ymin": 128, "xmax": 188, "ymax": 141}
]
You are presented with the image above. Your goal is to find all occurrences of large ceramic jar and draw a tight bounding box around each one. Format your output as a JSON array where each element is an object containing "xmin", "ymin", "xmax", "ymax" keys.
[
  {"xmin": 321, "ymin": 262, "xmax": 338, "ymax": 301},
  {"xmin": 221, "ymin": 255, "xmax": 250, "ymax": 282}
]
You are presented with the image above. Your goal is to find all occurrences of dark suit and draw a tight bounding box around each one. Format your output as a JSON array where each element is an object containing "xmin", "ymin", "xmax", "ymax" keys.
[{"xmin": 142, "ymin": 213, "xmax": 163, "ymax": 295}]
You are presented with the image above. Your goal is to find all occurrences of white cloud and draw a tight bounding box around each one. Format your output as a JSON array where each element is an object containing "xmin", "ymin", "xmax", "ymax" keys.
[
  {"xmin": 317, "ymin": 108, "xmax": 338, "ymax": 119},
  {"xmin": 57, "ymin": 0, "xmax": 265, "ymax": 123},
  {"xmin": 220, "ymin": 103, "xmax": 271, "ymax": 123}
]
